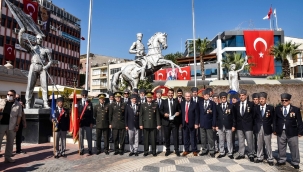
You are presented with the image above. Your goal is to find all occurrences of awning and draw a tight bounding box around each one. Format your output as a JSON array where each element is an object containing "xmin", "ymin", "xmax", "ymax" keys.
[{"xmin": 34, "ymin": 85, "xmax": 83, "ymax": 99}]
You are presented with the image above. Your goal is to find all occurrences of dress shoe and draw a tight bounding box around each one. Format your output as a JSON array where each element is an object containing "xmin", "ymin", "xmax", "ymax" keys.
[
  {"xmin": 249, "ymin": 157, "xmax": 254, "ymax": 162},
  {"xmin": 135, "ymin": 153, "xmax": 138, "ymax": 156},
  {"xmin": 114, "ymin": 152, "xmax": 119, "ymax": 155},
  {"xmin": 217, "ymin": 154, "xmax": 225, "ymax": 158},
  {"xmin": 88, "ymin": 151, "xmax": 92, "ymax": 155},
  {"xmin": 80, "ymin": 151, "xmax": 84, "ymax": 155},
  {"xmin": 4, "ymin": 157, "xmax": 15, "ymax": 163},
  {"xmin": 153, "ymin": 153, "xmax": 157, "ymax": 157},
  {"xmin": 293, "ymin": 165, "xmax": 300, "ymax": 169},
  {"xmin": 210, "ymin": 153, "xmax": 215, "ymax": 158},
  {"xmin": 235, "ymin": 155, "xmax": 245, "ymax": 160},
  {"xmin": 54, "ymin": 155, "xmax": 59, "ymax": 159},
  {"xmin": 61, "ymin": 153, "xmax": 66, "ymax": 157},
  {"xmin": 199, "ymin": 152, "xmax": 208, "ymax": 156},
  {"xmin": 254, "ymin": 159, "xmax": 263, "ymax": 163},
  {"xmin": 16, "ymin": 150, "xmax": 26, "ymax": 154},
  {"xmin": 165, "ymin": 151, "xmax": 170, "ymax": 156},
  {"xmin": 175, "ymin": 151, "xmax": 180, "ymax": 157},
  {"xmin": 228, "ymin": 155, "xmax": 234, "ymax": 159},
  {"xmin": 143, "ymin": 153, "xmax": 148, "ymax": 157},
  {"xmin": 268, "ymin": 162, "xmax": 274, "ymax": 166},
  {"xmin": 96, "ymin": 150, "xmax": 101, "ymax": 155},
  {"xmin": 193, "ymin": 152, "xmax": 198, "ymax": 156},
  {"xmin": 182, "ymin": 152, "xmax": 189, "ymax": 156},
  {"xmin": 276, "ymin": 162, "xmax": 286, "ymax": 166},
  {"xmin": 129, "ymin": 152, "xmax": 135, "ymax": 156},
  {"xmin": 105, "ymin": 151, "xmax": 109, "ymax": 155},
  {"xmin": 119, "ymin": 152, "xmax": 124, "ymax": 155}
]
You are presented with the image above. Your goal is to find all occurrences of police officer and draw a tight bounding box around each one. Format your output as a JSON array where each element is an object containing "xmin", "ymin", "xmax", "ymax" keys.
[
  {"xmin": 139, "ymin": 92, "xmax": 161, "ymax": 157},
  {"xmin": 109, "ymin": 92, "xmax": 126, "ymax": 155},
  {"xmin": 274, "ymin": 93, "xmax": 303, "ymax": 169},
  {"xmin": 94, "ymin": 94, "xmax": 110, "ymax": 155}
]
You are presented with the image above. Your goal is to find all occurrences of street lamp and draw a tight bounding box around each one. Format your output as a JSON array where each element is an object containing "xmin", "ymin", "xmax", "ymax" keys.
[{"xmin": 300, "ymin": 51, "xmax": 302, "ymax": 80}]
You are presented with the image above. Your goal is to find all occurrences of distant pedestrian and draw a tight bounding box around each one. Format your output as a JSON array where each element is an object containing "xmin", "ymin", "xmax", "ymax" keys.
[{"xmin": 15, "ymin": 94, "xmax": 27, "ymax": 154}]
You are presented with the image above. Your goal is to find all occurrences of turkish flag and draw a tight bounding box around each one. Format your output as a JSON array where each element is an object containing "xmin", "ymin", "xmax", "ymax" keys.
[
  {"xmin": 23, "ymin": 0, "xmax": 38, "ymax": 23},
  {"xmin": 69, "ymin": 88, "xmax": 79, "ymax": 143},
  {"xmin": 177, "ymin": 66, "xmax": 191, "ymax": 80},
  {"xmin": 154, "ymin": 69, "xmax": 167, "ymax": 80},
  {"xmin": 4, "ymin": 44, "xmax": 15, "ymax": 61},
  {"xmin": 244, "ymin": 30, "xmax": 275, "ymax": 75}
]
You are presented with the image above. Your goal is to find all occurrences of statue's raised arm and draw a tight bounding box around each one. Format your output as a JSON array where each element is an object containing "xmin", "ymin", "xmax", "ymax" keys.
[{"xmin": 228, "ymin": 56, "xmax": 248, "ymax": 92}]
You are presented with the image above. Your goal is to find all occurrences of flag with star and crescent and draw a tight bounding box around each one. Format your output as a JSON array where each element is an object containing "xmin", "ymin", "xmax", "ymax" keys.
[
  {"xmin": 23, "ymin": 0, "xmax": 38, "ymax": 23},
  {"xmin": 244, "ymin": 30, "xmax": 275, "ymax": 75}
]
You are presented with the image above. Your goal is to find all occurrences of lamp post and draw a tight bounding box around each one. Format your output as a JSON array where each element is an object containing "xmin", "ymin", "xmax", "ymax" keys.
[
  {"xmin": 300, "ymin": 52, "xmax": 302, "ymax": 80},
  {"xmin": 85, "ymin": 0, "xmax": 93, "ymax": 90},
  {"xmin": 192, "ymin": 0, "xmax": 197, "ymax": 87}
]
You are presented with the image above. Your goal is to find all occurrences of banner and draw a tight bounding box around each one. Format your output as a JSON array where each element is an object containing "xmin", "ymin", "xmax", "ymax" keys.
[
  {"xmin": 39, "ymin": 6, "xmax": 50, "ymax": 33},
  {"xmin": 4, "ymin": 44, "xmax": 15, "ymax": 61},
  {"xmin": 23, "ymin": 0, "xmax": 38, "ymax": 23},
  {"xmin": 244, "ymin": 30, "xmax": 275, "ymax": 75},
  {"xmin": 154, "ymin": 66, "xmax": 191, "ymax": 80}
]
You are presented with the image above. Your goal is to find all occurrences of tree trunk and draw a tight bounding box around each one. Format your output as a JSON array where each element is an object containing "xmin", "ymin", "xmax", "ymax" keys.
[
  {"xmin": 282, "ymin": 58, "xmax": 290, "ymax": 79},
  {"xmin": 200, "ymin": 55, "xmax": 205, "ymax": 80}
]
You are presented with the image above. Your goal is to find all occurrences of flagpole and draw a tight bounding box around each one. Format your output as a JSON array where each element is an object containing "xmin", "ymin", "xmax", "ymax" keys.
[
  {"xmin": 192, "ymin": 0, "xmax": 197, "ymax": 87},
  {"xmin": 85, "ymin": 0, "xmax": 93, "ymax": 90},
  {"xmin": 275, "ymin": 9, "xmax": 279, "ymax": 29}
]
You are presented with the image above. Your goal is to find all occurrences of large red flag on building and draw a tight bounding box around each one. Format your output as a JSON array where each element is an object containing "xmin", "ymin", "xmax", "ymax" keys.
[
  {"xmin": 154, "ymin": 69, "xmax": 167, "ymax": 80},
  {"xmin": 4, "ymin": 44, "xmax": 15, "ymax": 61},
  {"xmin": 177, "ymin": 66, "xmax": 191, "ymax": 80},
  {"xmin": 23, "ymin": 0, "xmax": 38, "ymax": 23},
  {"xmin": 69, "ymin": 88, "xmax": 79, "ymax": 143},
  {"xmin": 243, "ymin": 30, "xmax": 275, "ymax": 75}
]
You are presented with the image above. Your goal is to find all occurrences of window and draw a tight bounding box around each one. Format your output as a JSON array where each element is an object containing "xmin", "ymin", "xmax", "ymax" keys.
[
  {"xmin": 0, "ymin": 36, "xmax": 4, "ymax": 46},
  {"xmin": 110, "ymin": 68, "xmax": 121, "ymax": 74},
  {"xmin": 92, "ymin": 69, "xmax": 101, "ymax": 75},
  {"xmin": 100, "ymin": 79, "xmax": 107, "ymax": 87},
  {"xmin": 92, "ymin": 79, "xmax": 100, "ymax": 86}
]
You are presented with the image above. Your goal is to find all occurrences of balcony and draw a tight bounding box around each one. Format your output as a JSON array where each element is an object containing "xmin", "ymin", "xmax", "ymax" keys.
[
  {"xmin": 91, "ymin": 73, "xmax": 107, "ymax": 79},
  {"xmin": 91, "ymin": 85, "xmax": 107, "ymax": 89}
]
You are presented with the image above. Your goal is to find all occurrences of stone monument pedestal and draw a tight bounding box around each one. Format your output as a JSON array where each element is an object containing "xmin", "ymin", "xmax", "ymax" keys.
[{"xmin": 23, "ymin": 109, "xmax": 52, "ymax": 144}]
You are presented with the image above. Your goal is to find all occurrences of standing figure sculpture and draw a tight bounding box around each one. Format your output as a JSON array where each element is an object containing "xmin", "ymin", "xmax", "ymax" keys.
[
  {"xmin": 228, "ymin": 57, "xmax": 248, "ymax": 92},
  {"xmin": 18, "ymin": 28, "xmax": 52, "ymax": 108}
]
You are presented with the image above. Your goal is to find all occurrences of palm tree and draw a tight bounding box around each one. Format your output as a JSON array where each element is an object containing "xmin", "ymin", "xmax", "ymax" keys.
[
  {"xmin": 189, "ymin": 38, "xmax": 213, "ymax": 80},
  {"xmin": 221, "ymin": 52, "xmax": 253, "ymax": 80},
  {"xmin": 270, "ymin": 41, "xmax": 301, "ymax": 79}
]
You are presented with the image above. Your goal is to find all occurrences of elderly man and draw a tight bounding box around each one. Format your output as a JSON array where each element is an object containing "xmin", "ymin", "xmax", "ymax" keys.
[{"xmin": 0, "ymin": 90, "xmax": 23, "ymax": 163}]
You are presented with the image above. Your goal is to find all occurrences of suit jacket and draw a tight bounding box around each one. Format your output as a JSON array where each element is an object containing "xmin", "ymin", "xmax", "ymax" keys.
[
  {"xmin": 77, "ymin": 100, "xmax": 93, "ymax": 127},
  {"xmin": 254, "ymin": 104, "xmax": 274, "ymax": 135},
  {"xmin": 109, "ymin": 102, "xmax": 126, "ymax": 129},
  {"xmin": 216, "ymin": 103, "xmax": 235, "ymax": 130},
  {"xmin": 153, "ymin": 98, "xmax": 163, "ymax": 109},
  {"xmin": 122, "ymin": 97, "xmax": 130, "ymax": 104},
  {"xmin": 192, "ymin": 96, "xmax": 203, "ymax": 103},
  {"xmin": 274, "ymin": 105, "xmax": 303, "ymax": 138},
  {"xmin": 125, "ymin": 103, "xmax": 140, "ymax": 129},
  {"xmin": 198, "ymin": 99, "xmax": 216, "ymax": 129},
  {"xmin": 177, "ymin": 97, "xmax": 185, "ymax": 104},
  {"xmin": 139, "ymin": 102, "xmax": 161, "ymax": 128},
  {"xmin": 160, "ymin": 98, "xmax": 181, "ymax": 126},
  {"xmin": 233, "ymin": 100, "xmax": 254, "ymax": 131},
  {"xmin": 93, "ymin": 103, "xmax": 109, "ymax": 129},
  {"xmin": 54, "ymin": 107, "xmax": 70, "ymax": 131},
  {"xmin": 137, "ymin": 97, "xmax": 147, "ymax": 104},
  {"xmin": 181, "ymin": 100, "xmax": 199, "ymax": 128}
]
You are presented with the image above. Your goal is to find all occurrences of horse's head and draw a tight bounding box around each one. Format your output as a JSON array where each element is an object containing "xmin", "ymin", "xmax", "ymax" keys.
[
  {"xmin": 157, "ymin": 32, "xmax": 168, "ymax": 50},
  {"xmin": 147, "ymin": 32, "xmax": 168, "ymax": 50}
]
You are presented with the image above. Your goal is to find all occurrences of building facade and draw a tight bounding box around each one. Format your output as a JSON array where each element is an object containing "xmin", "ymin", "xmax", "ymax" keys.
[{"xmin": 0, "ymin": 0, "xmax": 81, "ymax": 87}]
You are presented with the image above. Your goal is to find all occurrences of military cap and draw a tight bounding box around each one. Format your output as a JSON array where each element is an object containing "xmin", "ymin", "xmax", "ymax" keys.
[
  {"xmin": 109, "ymin": 92, "xmax": 114, "ymax": 97},
  {"xmin": 177, "ymin": 88, "xmax": 183, "ymax": 93},
  {"xmin": 206, "ymin": 88, "xmax": 213, "ymax": 92},
  {"xmin": 145, "ymin": 92, "xmax": 153, "ymax": 98},
  {"xmin": 258, "ymin": 92, "xmax": 267, "ymax": 98},
  {"xmin": 239, "ymin": 89, "xmax": 247, "ymax": 95},
  {"xmin": 219, "ymin": 92, "xmax": 228, "ymax": 98},
  {"xmin": 139, "ymin": 89, "xmax": 146, "ymax": 94},
  {"xmin": 281, "ymin": 93, "xmax": 291, "ymax": 100},
  {"xmin": 132, "ymin": 88, "xmax": 138, "ymax": 94},
  {"xmin": 99, "ymin": 93, "xmax": 106, "ymax": 99},
  {"xmin": 203, "ymin": 89, "xmax": 210, "ymax": 95},
  {"xmin": 191, "ymin": 87, "xmax": 198, "ymax": 92},
  {"xmin": 130, "ymin": 94, "xmax": 137, "ymax": 99},
  {"xmin": 156, "ymin": 89, "xmax": 162, "ymax": 94},
  {"xmin": 252, "ymin": 93, "xmax": 258, "ymax": 99},
  {"xmin": 56, "ymin": 97, "xmax": 64, "ymax": 102},
  {"xmin": 81, "ymin": 90, "xmax": 88, "ymax": 95},
  {"xmin": 114, "ymin": 92, "xmax": 122, "ymax": 97}
]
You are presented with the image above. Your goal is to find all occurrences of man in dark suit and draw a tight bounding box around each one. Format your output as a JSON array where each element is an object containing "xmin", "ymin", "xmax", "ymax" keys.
[
  {"xmin": 138, "ymin": 89, "xmax": 147, "ymax": 104},
  {"xmin": 122, "ymin": 90, "xmax": 130, "ymax": 104},
  {"xmin": 176, "ymin": 88, "xmax": 185, "ymax": 104},
  {"xmin": 78, "ymin": 90, "xmax": 94, "ymax": 155},
  {"xmin": 53, "ymin": 97, "xmax": 69, "ymax": 158},
  {"xmin": 191, "ymin": 87, "xmax": 203, "ymax": 103},
  {"xmin": 198, "ymin": 89, "xmax": 216, "ymax": 157},
  {"xmin": 233, "ymin": 89, "xmax": 254, "ymax": 162},
  {"xmin": 252, "ymin": 92, "xmax": 259, "ymax": 157},
  {"xmin": 109, "ymin": 92, "xmax": 115, "ymax": 104},
  {"xmin": 140, "ymin": 92, "xmax": 161, "ymax": 157},
  {"xmin": 274, "ymin": 93, "xmax": 303, "ymax": 169},
  {"xmin": 216, "ymin": 92, "xmax": 235, "ymax": 159},
  {"xmin": 109, "ymin": 92, "xmax": 126, "ymax": 155},
  {"xmin": 253, "ymin": 92, "xmax": 274, "ymax": 165},
  {"xmin": 154, "ymin": 90, "xmax": 164, "ymax": 145},
  {"xmin": 125, "ymin": 94, "xmax": 140, "ymax": 156},
  {"xmin": 206, "ymin": 88, "xmax": 214, "ymax": 101},
  {"xmin": 93, "ymin": 94, "xmax": 110, "ymax": 155},
  {"xmin": 160, "ymin": 88, "xmax": 181, "ymax": 156},
  {"xmin": 181, "ymin": 92, "xmax": 199, "ymax": 156}
]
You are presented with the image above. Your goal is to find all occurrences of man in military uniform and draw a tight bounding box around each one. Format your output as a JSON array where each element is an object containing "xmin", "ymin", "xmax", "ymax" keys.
[
  {"xmin": 109, "ymin": 92, "xmax": 126, "ymax": 155},
  {"xmin": 94, "ymin": 94, "xmax": 110, "ymax": 155},
  {"xmin": 254, "ymin": 92, "xmax": 274, "ymax": 166},
  {"xmin": 140, "ymin": 92, "xmax": 161, "ymax": 157},
  {"xmin": 53, "ymin": 97, "xmax": 69, "ymax": 158},
  {"xmin": 126, "ymin": 94, "xmax": 140, "ymax": 156},
  {"xmin": 78, "ymin": 90, "xmax": 94, "ymax": 155},
  {"xmin": 274, "ymin": 93, "xmax": 303, "ymax": 169}
]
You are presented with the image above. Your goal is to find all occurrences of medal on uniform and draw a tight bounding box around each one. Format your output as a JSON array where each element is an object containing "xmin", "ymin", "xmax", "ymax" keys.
[
  {"xmin": 88, "ymin": 106, "xmax": 91, "ymax": 110},
  {"xmin": 247, "ymin": 105, "xmax": 250, "ymax": 113},
  {"xmin": 266, "ymin": 112, "xmax": 268, "ymax": 117}
]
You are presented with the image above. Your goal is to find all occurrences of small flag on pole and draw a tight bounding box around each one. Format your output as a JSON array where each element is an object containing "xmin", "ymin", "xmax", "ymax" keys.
[{"xmin": 263, "ymin": 7, "xmax": 272, "ymax": 20}]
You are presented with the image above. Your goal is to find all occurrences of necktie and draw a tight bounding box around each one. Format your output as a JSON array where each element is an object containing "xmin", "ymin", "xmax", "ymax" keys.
[
  {"xmin": 83, "ymin": 101, "xmax": 85, "ymax": 106},
  {"xmin": 185, "ymin": 102, "xmax": 189, "ymax": 123},
  {"xmin": 223, "ymin": 103, "xmax": 226, "ymax": 112},
  {"xmin": 261, "ymin": 106, "xmax": 264, "ymax": 117},
  {"xmin": 158, "ymin": 99, "xmax": 161, "ymax": 107},
  {"xmin": 148, "ymin": 103, "xmax": 151, "ymax": 106},
  {"xmin": 59, "ymin": 108, "xmax": 61, "ymax": 113},
  {"xmin": 283, "ymin": 107, "xmax": 287, "ymax": 117},
  {"xmin": 194, "ymin": 97, "xmax": 197, "ymax": 102},
  {"xmin": 132, "ymin": 104, "xmax": 136, "ymax": 113},
  {"xmin": 117, "ymin": 102, "xmax": 119, "ymax": 107},
  {"xmin": 204, "ymin": 101, "xmax": 207, "ymax": 111},
  {"xmin": 179, "ymin": 98, "xmax": 181, "ymax": 103},
  {"xmin": 241, "ymin": 102, "xmax": 244, "ymax": 116}
]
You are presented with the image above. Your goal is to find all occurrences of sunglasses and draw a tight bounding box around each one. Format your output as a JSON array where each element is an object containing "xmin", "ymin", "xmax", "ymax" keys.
[
  {"xmin": 281, "ymin": 99, "xmax": 289, "ymax": 102},
  {"xmin": 7, "ymin": 94, "xmax": 14, "ymax": 96}
]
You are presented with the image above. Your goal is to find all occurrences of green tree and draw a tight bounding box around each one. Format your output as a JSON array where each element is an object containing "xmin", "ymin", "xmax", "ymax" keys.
[
  {"xmin": 189, "ymin": 38, "xmax": 213, "ymax": 80},
  {"xmin": 221, "ymin": 52, "xmax": 253, "ymax": 80},
  {"xmin": 164, "ymin": 52, "xmax": 182, "ymax": 64},
  {"xmin": 270, "ymin": 41, "xmax": 301, "ymax": 79},
  {"xmin": 119, "ymin": 79, "xmax": 153, "ymax": 92}
]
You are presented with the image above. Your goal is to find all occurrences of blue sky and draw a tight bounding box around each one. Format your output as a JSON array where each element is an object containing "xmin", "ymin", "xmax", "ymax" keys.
[{"xmin": 53, "ymin": 0, "xmax": 303, "ymax": 59}]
